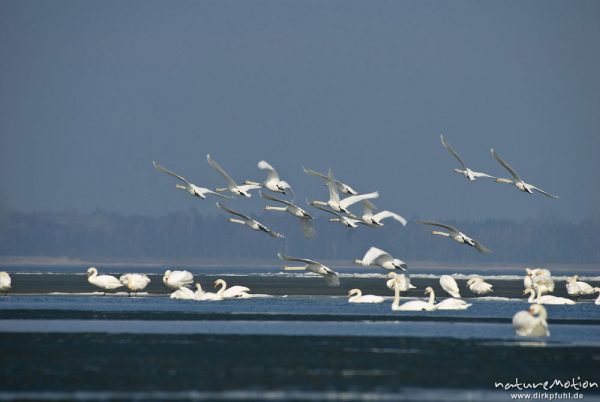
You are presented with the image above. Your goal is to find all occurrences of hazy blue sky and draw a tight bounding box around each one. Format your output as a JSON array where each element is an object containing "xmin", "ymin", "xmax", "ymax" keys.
[{"xmin": 1, "ymin": 0, "xmax": 598, "ymax": 222}]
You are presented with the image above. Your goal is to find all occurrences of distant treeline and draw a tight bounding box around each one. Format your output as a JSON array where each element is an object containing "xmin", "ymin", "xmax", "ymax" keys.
[{"xmin": 0, "ymin": 209, "xmax": 599, "ymax": 263}]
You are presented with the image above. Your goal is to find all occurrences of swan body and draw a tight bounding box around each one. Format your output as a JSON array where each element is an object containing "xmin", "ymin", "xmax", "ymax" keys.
[
  {"xmin": 524, "ymin": 287, "xmax": 575, "ymax": 305},
  {"xmin": 566, "ymin": 275, "xmax": 595, "ymax": 297},
  {"xmin": 303, "ymin": 167, "xmax": 359, "ymax": 195},
  {"xmin": 86, "ymin": 267, "xmax": 124, "ymax": 292},
  {"xmin": 170, "ymin": 286, "xmax": 196, "ymax": 300},
  {"xmin": 207, "ymin": 154, "xmax": 261, "ymax": 197},
  {"xmin": 245, "ymin": 160, "xmax": 292, "ymax": 194},
  {"xmin": 427, "ymin": 287, "xmax": 472, "ymax": 310},
  {"xmin": 348, "ymin": 289, "xmax": 384, "ymax": 303},
  {"xmin": 194, "ymin": 283, "xmax": 224, "ymax": 301},
  {"xmin": 440, "ymin": 134, "xmax": 497, "ymax": 181},
  {"xmin": 153, "ymin": 161, "xmax": 230, "ymax": 199},
  {"xmin": 214, "ymin": 279, "xmax": 251, "ymax": 298},
  {"xmin": 386, "ymin": 272, "xmax": 415, "ymax": 292},
  {"xmin": 119, "ymin": 273, "xmax": 151, "ymax": 295},
  {"xmin": 526, "ymin": 268, "xmax": 554, "ymax": 295},
  {"xmin": 310, "ymin": 203, "xmax": 365, "ymax": 228},
  {"xmin": 416, "ymin": 220, "xmax": 491, "ymax": 253},
  {"xmin": 278, "ymin": 253, "xmax": 340, "ymax": 287},
  {"xmin": 467, "ymin": 277, "xmax": 493, "ymax": 295},
  {"xmin": 513, "ymin": 304, "xmax": 550, "ymax": 337},
  {"xmin": 0, "ymin": 271, "xmax": 12, "ymax": 293},
  {"xmin": 392, "ymin": 286, "xmax": 435, "ymax": 311},
  {"xmin": 491, "ymin": 149, "xmax": 558, "ymax": 199},
  {"xmin": 163, "ymin": 270, "xmax": 194, "ymax": 290},
  {"xmin": 217, "ymin": 202, "xmax": 284, "ymax": 238},
  {"xmin": 260, "ymin": 191, "xmax": 316, "ymax": 239},
  {"xmin": 440, "ymin": 275, "xmax": 461, "ymax": 298},
  {"xmin": 354, "ymin": 247, "xmax": 407, "ymax": 271},
  {"xmin": 309, "ymin": 168, "xmax": 377, "ymax": 214},
  {"xmin": 358, "ymin": 200, "xmax": 407, "ymax": 228}
]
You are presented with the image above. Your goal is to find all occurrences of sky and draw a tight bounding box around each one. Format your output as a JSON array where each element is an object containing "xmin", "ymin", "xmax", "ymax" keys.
[{"xmin": 0, "ymin": 0, "xmax": 599, "ymax": 222}]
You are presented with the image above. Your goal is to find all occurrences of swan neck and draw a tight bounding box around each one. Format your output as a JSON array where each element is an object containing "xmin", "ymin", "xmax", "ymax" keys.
[
  {"xmin": 216, "ymin": 281, "xmax": 226, "ymax": 295},
  {"xmin": 428, "ymin": 289, "xmax": 435, "ymax": 306},
  {"xmin": 392, "ymin": 284, "xmax": 400, "ymax": 308}
]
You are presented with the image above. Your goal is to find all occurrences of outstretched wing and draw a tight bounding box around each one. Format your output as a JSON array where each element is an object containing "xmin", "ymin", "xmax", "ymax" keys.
[
  {"xmin": 310, "ymin": 202, "xmax": 345, "ymax": 219},
  {"xmin": 300, "ymin": 218, "xmax": 317, "ymax": 240},
  {"xmin": 473, "ymin": 240, "xmax": 492, "ymax": 253},
  {"xmin": 216, "ymin": 202, "xmax": 251, "ymax": 220},
  {"xmin": 153, "ymin": 161, "xmax": 191, "ymax": 185},
  {"xmin": 257, "ymin": 160, "xmax": 280, "ymax": 182},
  {"xmin": 531, "ymin": 185, "xmax": 559, "ymax": 199},
  {"xmin": 470, "ymin": 170, "xmax": 498, "ymax": 180},
  {"xmin": 207, "ymin": 154, "xmax": 237, "ymax": 188},
  {"xmin": 339, "ymin": 191, "xmax": 379, "ymax": 210},
  {"xmin": 373, "ymin": 210, "xmax": 407, "ymax": 226},
  {"xmin": 491, "ymin": 149, "xmax": 522, "ymax": 182},
  {"xmin": 256, "ymin": 222, "xmax": 285, "ymax": 238},
  {"xmin": 260, "ymin": 190, "xmax": 294, "ymax": 207},
  {"xmin": 361, "ymin": 246, "xmax": 391, "ymax": 266},
  {"xmin": 277, "ymin": 252, "xmax": 318, "ymax": 265},
  {"xmin": 323, "ymin": 271, "xmax": 341, "ymax": 287},
  {"xmin": 361, "ymin": 199, "xmax": 376, "ymax": 219},
  {"xmin": 441, "ymin": 134, "xmax": 467, "ymax": 170},
  {"xmin": 416, "ymin": 220, "xmax": 461, "ymax": 234},
  {"xmin": 326, "ymin": 167, "xmax": 341, "ymax": 204}
]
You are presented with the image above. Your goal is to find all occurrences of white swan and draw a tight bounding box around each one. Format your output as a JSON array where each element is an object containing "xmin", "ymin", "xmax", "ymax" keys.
[
  {"xmin": 310, "ymin": 203, "xmax": 366, "ymax": 228},
  {"xmin": 194, "ymin": 283, "xmax": 223, "ymax": 301},
  {"xmin": 207, "ymin": 154, "xmax": 261, "ymax": 197},
  {"xmin": 216, "ymin": 202, "xmax": 284, "ymax": 238},
  {"xmin": 354, "ymin": 247, "xmax": 407, "ymax": 271},
  {"xmin": 386, "ymin": 272, "xmax": 415, "ymax": 292},
  {"xmin": 0, "ymin": 271, "xmax": 11, "ymax": 294},
  {"xmin": 302, "ymin": 167, "xmax": 359, "ymax": 195},
  {"xmin": 513, "ymin": 304, "xmax": 550, "ymax": 337},
  {"xmin": 348, "ymin": 289, "xmax": 384, "ymax": 304},
  {"xmin": 523, "ymin": 286, "xmax": 575, "ymax": 305},
  {"xmin": 417, "ymin": 220, "xmax": 491, "ymax": 253},
  {"xmin": 214, "ymin": 279, "xmax": 251, "ymax": 298},
  {"xmin": 491, "ymin": 149, "xmax": 558, "ymax": 199},
  {"xmin": 441, "ymin": 134, "xmax": 497, "ymax": 181},
  {"xmin": 119, "ymin": 273, "xmax": 151, "ymax": 296},
  {"xmin": 467, "ymin": 277, "xmax": 493, "ymax": 295},
  {"xmin": 440, "ymin": 275, "xmax": 461, "ymax": 298},
  {"xmin": 428, "ymin": 287, "xmax": 472, "ymax": 310},
  {"xmin": 566, "ymin": 275, "xmax": 595, "ymax": 297},
  {"xmin": 525, "ymin": 268, "xmax": 554, "ymax": 295},
  {"xmin": 153, "ymin": 161, "xmax": 231, "ymax": 199},
  {"xmin": 163, "ymin": 270, "xmax": 194, "ymax": 290},
  {"xmin": 278, "ymin": 253, "xmax": 340, "ymax": 287},
  {"xmin": 357, "ymin": 200, "xmax": 407, "ymax": 228},
  {"xmin": 169, "ymin": 286, "xmax": 196, "ymax": 300},
  {"xmin": 244, "ymin": 160, "xmax": 292, "ymax": 194},
  {"xmin": 86, "ymin": 267, "xmax": 124, "ymax": 294},
  {"xmin": 392, "ymin": 286, "xmax": 436, "ymax": 311},
  {"xmin": 260, "ymin": 191, "xmax": 316, "ymax": 239},
  {"xmin": 308, "ymin": 168, "xmax": 378, "ymax": 214},
  {"xmin": 594, "ymin": 288, "xmax": 600, "ymax": 305}
]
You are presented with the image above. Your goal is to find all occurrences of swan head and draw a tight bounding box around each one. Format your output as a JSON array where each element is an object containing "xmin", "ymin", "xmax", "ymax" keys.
[
  {"xmin": 386, "ymin": 272, "xmax": 398, "ymax": 279},
  {"xmin": 593, "ymin": 287, "xmax": 600, "ymax": 294},
  {"xmin": 348, "ymin": 289, "xmax": 361, "ymax": 297},
  {"xmin": 86, "ymin": 267, "xmax": 97, "ymax": 277},
  {"xmin": 424, "ymin": 286, "xmax": 433, "ymax": 295},
  {"xmin": 392, "ymin": 259, "xmax": 407, "ymax": 271},
  {"xmin": 195, "ymin": 283, "xmax": 203, "ymax": 291},
  {"xmin": 568, "ymin": 275, "xmax": 578, "ymax": 282},
  {"xmin": 523, "ymin": 287, "xmax": 534, "ymax": 296},
  {"xmin": 214, "ymin": 279, "xmax": 226, "ymax": 288}
]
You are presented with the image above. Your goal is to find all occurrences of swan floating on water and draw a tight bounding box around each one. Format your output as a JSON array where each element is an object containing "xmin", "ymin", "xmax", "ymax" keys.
[
  {"xmin": 260, "ymin": 191, "xmax": 316, "ymax": 239},
  {"xmin": 214, "ymin": 279, "xmax": 251, "ymax": 299},
  {"xmin": 153, "ymin": 161, "xmax": 231, "ymax": 199},
  {"xmin": 594, "ymin": 288, "xmax": 600, "ymax": 305},
  {"xmin": 216, "ymin": 202, "xmax": 284, "ymax": 238},
  {"xmin": 491, "ymin": 149, "xmax": 558, "ymax": 199},
  {"xmin": 513, "ymin": 304, "xmax": 550, "ymax": 337},
  {"xmin": 356, "ymin": 200, "xmax": 407, "ymax": 228},
  {"xmin": 354, "ymin": 247, "xmax": 407, "ymax": 271},
  {"xmin": 207, "ymin": 154, "xmax": 261, "ymax": 197},
  {"xmin": 566, "ymin": 275, "xmax": 595, "ymax": 298},
  {"xmin": 119, "ymin": 273, "xmax": 151, "ymax": 296},
  {"xmin": 194, "ymin": 283, "xmax": 223, "ymax": 301},
  {"xmin": 170, "ymin": 286, "xmax": 196, "ymax": 300},
  {"xmin": 440, "ymin": 275, "xmax": 461, "ymax": 298},
  {"xmin": 163, "ymin": 270, "xmax": 194, "ymax": 290},
  {"xmin": 302, "ymin": 167, "xmax": 359, "ymax": 196},
  {"xmin": 428, "ymin": 286, "xmax": 472, "ymax": 310},
  {"xmin": 244, "ymin": 160, "xmax": 292, "ymax": 195},
  {"xmin": 0, "ymin": 271, "xmax": 12, "ymax": 295},
  {"xmin": 278, "ymin": 253, "xmax": 340, "ymax": 287},
  {"xmin": 525, "ymin": 268, "xmax": 554, "ymax": 296},
  {"xmin": 416, "ymin": 220, "xmax": 491, "ymax": 253},
  {"xmin": 86, "ymin": 267, "xmax": 123, "ymax": 294},
  {"xmin": 392, "ymin": 285, "xmax": 435, "ymax": 311},
  {"xmin": 523, "ymin": 286, "xmax": 575, "ymax": 305},
  {"xmin": 440, "ymin": 134, "xmax": 497, "ymax": 181},
  {"xmin": 347, "ymin": 289, "xmax": 384, "ymax": 303},
  {"xmin": 467, "ymin": 277, "xmax": 493, "ymax": 295}
]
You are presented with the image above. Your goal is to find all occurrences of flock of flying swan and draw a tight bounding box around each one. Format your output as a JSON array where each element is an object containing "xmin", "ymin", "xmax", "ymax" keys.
[{"xmin": 0, "ymin": 135, "xmax": 594, "ymax": 339}]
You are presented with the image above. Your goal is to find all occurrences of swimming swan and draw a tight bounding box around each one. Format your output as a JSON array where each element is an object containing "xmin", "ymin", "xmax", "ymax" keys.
[
  {"xmin": 467, "ymin": 277, "xmax": 493, "ymax": 295},
  {"xmin": 347, "ymin": 289, "xmax": 384, "ymax": 303},
  {"xmin": 163, "ymin": 270, "xmax": 194, "ymax": 290},
  {"xmin": 392, "ymin": 286, "xmax": 435, "ymax": 311},
  {"xmin": 513, "ymin": 304, "xmax": 550, "ymax": 337},
  {"xmin": 523, "ymin": 286, "xmax": 575, "ymax": 305},
  {"xmin": 214, "ymin": 279, "xmax": 250, "ymax": 298},
  {"xmin": 427, "ymin": 287, "xmax": 472, "ymax": 310}
]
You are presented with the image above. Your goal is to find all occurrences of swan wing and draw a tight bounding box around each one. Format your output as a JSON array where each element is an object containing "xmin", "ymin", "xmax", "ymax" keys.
[
  {"xmin": 153, "ymin": 161, "xmax": 191, "ymax": 186},
  {"xmin": 491, "ymin": 149, "xmax": 522, "ymax": 182},
  {"xmin": 216, "ymin": 202, "xmax": 251, "ymax": 220},
  {"xmin": 361, "ymin": 199, "xmax": 376, "ymax": 219},
  {"xmin": 373, "ymin": 210, "xmax": 407, "ymax": 226},
  {"xmin": 339, "ymin": 191, "xmax": 379, "ymax": 210},
  {"xmin": 257, "ymin": 160, "xmax": 280, "ymax": 182},
  {"xmin": 326, "ymin": 168, "xmax": 341, "ymax": 204},
  {"xmin": 257, "ymin": 221, "xmax": 285, "ymax": 238},
  {"xmin": 207, "ymin": 154, "xmax": 237, "ymax": 188},
  {"xmin": 323, "ymin": 272, "xmax": 341, "ymax": 287},
  {"xmin": 361, "ymin": 247, "xmax": 391, "ymax": 266},
  {"xmin": 416, "ymin": 220, "xmax": 460, "ymax": 234},
  {"xmin": 302, "ymin": 167, "xmax": 328, "ymax": 180},
  {"xmin": 440, "ymin": 134, "xmax": 467, "ymax": 170},
  {"xmin": 310, "ymin": 203, "xmax": 345, "ymax": 218},
  {"xmin": 470, "ymin": 170, "xmax": 498, "ymax": 179},
  {"xmin": 277, "ymin": 253, "xmax": 318, "ymax": 265},
  {"xmin": 260, "ymin": 190, "xmax": 294, "ymax": 207},
  {"xmin": 530, "ymin": 185, "xmax": 559, "ymax": 199},
  {"xmin": 473, "ymin": 239, "xmax": 492, "ymax": 253},
  {"xmin": 440, "ymin": 275, "xmax": 460, "ymax": 296},
  {"xmin": 200, "ymin": 188, "xmax": 234, "ymax": 199},
  {"xmin": 300, "ymin": 217, "xmax": 317, "ymax": 240}
]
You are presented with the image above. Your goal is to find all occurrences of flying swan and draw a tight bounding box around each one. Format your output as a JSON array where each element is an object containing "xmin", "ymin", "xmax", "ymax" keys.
[
  {"xmin": 216, "ymin": 202, "xmax": 284, "ymax": 238},
  {"xmin": 440, "ymin": 134, "xmax": 497, "ymax": 181},
  {"xmin": 357, "ymin": 200, "xmax": 407, "ymax": 228},
  {"xmin": 153, "ymin": 161, "xmax": 231, "ymax": 199},
  {"xmin": 354, "ymin": 247, "xmax": 407, "ymax": 271},
  {"xmin": 302, "ymin": 167, "xmax": 359, "ymax": 195},
  {"xmin": 278, "ymin": 253, "xmax": 340, "ymax": 287},
  {"xmin": 308, "ymin": 168, "xmax": 378, "ymax": 214},
  {"xmin": 260, "ymin": 191, "xmax": 316, "ymax": 239},
  {"xmin": 417, "ymin": 220, "xmax": 491, "ymax": 253},
  {"xmin": 310, "ymin": 203, "xmax": 366, "ymax": 229},
  {"xmin": 244, "ymin": 160, "xmax": 293, "ymax": 195},
  {"xmin": 207, "ymin": 154, "xmax": 261, "ymax": 197}
]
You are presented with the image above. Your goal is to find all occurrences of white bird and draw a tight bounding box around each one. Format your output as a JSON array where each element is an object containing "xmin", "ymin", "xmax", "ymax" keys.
[
  {"xmin": 354, "ymin": 247, "xmax": 407, "ymax": 271},
  {"xmin": 0, "ymin": 271, "xmax": 12, "ymax": 295},
  {"xmin": 357, "ymin": 200, "xmax": 407, "ymax": 228},
  {"xmin": 513, "ymin": 304, "xmax": 550, "ymax": 337},
  {"xmin": 302, "ymin": 167, "xmax": 359, "ymax": 195},
  {"xmin": 523, "ymin": 286, "xmax": 575, "ymax": 305},
  {"xmin": 86, "ymin": 267, "xmax": 123, "ymax": 294},
  {"xmin": 308, "ymin": 168, "xmax": 378, "ymax": 214},
  {"xmin": 207, "ymin": 154, "xmax": 261, "ymax": 197},
  {"xmin": 491, "ymin": 149, "xmax": 558, "ymax": 199},
  {"xmin": 347, "ymin": 289, "xmax": 384, "ymax": 303},
  {"xmin": 386, "ymin": 272, "xmax": 416, "ymax": 292},
  {"xmin": 525, "ymin": 268, "xmax": 554, "ymax": 296},
  {"xmin": 440, "ymin": 134, "xmax": 497, "ymax": 181},
  {"xmin": 278, "ymin": 253, "xmax": 340, "ymax": 287},
  {"xmin": 194, "ymin": 283, "xmax": 223, "ymax": 301},
  {"xmin": 244, "ymin": 160, "xmax": 292, "ymax": 195},
  {"xmin": 153, "ymin": 161, "xmax": 231, "ymax": 199},
  {"xmin": 260, "ymin": 191, "xmax": 316, "ymax": 240},
  {"xmin": 594, "ymin": 288, "xmax": 600, "ymax": 305},
  {"xmin": 216, "ymin": 202, "xmax": 284, "ymax": 238},
  {"xmin": 162, "ymin": 270, "xmax": 194, "ymax": 290},
  {"xmin": 566, "ymin": 275, "xmax": 595, "ymax": 298},
  {"xmin": 467, "ymin": 277, "xmax": 493, "ymax": 295},
  {"xmin": 310, "ymin": 203, "xmax": 366, "ymax": 229},
  {"xmin": 440, "ymin": 275, "xmax": 461, "ymax": 298},
  {"xmin": 169, "ymin": 286, "xmax": 196, "ymax": 300},
  {"xmin": 392, "ymin": 285, "xmax": 436, "ymax": 311},
  {"xmin": 417, "ymin": 220, "xmax": 491, "ymax": 253},
  {"xmin": 214, "ymin": 279, "xmax": 251, "ymax": 298},
  {"xmin": 427, "ymin": 287, "xmax": 472, "ymax": 310},
  {"xmin": 119, "ymin": 273, "xmax": 151, "ymax": 296}
]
